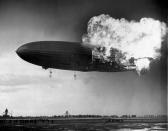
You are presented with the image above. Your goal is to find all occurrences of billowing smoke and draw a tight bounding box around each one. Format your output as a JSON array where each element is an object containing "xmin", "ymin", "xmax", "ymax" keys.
[{"xmin": 82, "ymin": 14, "xmax": 167, "ymax": 74}]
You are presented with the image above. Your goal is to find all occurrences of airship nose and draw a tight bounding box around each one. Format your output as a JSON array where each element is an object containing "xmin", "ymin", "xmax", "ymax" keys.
[
  {"xmin": 16, "ymin": 44, "xmax": 30, "ymax": 60},
  {"xmin": 16, "ymin": 47, "xmax": 21, "ymax": 56},
  {"xmin": 16, "ymin": 43, "xmax": 42, "ymax": 65},
  {"xmin": 16, "ymin": 45, "xmax": 25, "ymax": 58}
]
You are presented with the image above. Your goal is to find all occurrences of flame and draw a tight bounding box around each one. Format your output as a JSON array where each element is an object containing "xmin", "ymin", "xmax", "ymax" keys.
[
  {"xmin": 134, "ymin": 58, "xmax": 151, "ymax": 75},
  {"xmin": 82, "ymin": 14, "xmax": 167, "ymax": 74}
]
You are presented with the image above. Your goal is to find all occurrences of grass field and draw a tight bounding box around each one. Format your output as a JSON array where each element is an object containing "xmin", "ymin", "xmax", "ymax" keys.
[{"xmin": 0, "ymin": 117, "xmax": 167, "ymax": 131}]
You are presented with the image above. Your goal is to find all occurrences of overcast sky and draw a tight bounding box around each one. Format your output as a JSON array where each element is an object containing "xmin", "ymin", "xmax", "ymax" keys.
[{"xmin": 0, "ymin": 0, "xmax": 167, "ymax": 116}]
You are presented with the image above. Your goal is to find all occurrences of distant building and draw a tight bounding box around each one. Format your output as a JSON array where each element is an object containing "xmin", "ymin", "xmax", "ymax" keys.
[
  {"xmin": 65, "ymin": 110, "xmax": 70, "ymax": 117},
  {"xmin": 131, "ymin": 115, "xmax": 136, "ymax": 118},
  {"xmin": 111, "ymin": 115, "xmax": 119, "ymax": 118},
  {"xmin": 121, "ymin": 115, "xmax": 128, "ymax": 118},
  {"xmin": 3, "ymin": 108, "xmax": 10, "ymax": 118}
]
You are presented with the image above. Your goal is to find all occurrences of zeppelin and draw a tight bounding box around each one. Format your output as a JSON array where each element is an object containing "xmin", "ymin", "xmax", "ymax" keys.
[{"xmin": 16, "ymin": 41, "xmax": 136, "ymax": 72}]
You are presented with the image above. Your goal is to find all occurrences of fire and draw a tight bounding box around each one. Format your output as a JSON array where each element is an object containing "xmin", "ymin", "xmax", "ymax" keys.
[
  {"xmin": 134, "ymin": 58, "xmax": 151, "ymax": 75},
  {"xmin": 82, "ymin": 14, "xmax": 167, "ymax": 74}
]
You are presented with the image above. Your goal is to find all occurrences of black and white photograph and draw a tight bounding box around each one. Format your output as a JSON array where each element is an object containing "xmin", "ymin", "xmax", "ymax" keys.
[{"xmin": 0, "ymin": 0, "xmax": 167, "ymax": 131}]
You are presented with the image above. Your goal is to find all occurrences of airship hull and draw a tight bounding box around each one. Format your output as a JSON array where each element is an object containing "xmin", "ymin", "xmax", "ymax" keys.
[{"xmin": 16, "ymin": 41, "xmax": 135, "ymax": 72}]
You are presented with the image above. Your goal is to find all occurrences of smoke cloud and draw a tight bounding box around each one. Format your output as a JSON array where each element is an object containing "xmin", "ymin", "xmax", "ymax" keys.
[{"xmin": 82, "ymin": 14, "xmax": 167, "ymax": 74}]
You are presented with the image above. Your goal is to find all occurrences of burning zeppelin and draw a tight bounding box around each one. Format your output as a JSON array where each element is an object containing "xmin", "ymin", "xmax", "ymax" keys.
[{"xmin": 16, "ymin": 14, "xmax": 167, "ymax": 75}]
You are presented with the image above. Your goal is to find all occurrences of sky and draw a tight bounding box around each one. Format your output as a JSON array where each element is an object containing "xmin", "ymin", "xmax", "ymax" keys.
[{"xmin": 0, "ymin": 0, "xmax": 167, "ymax": 116}]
